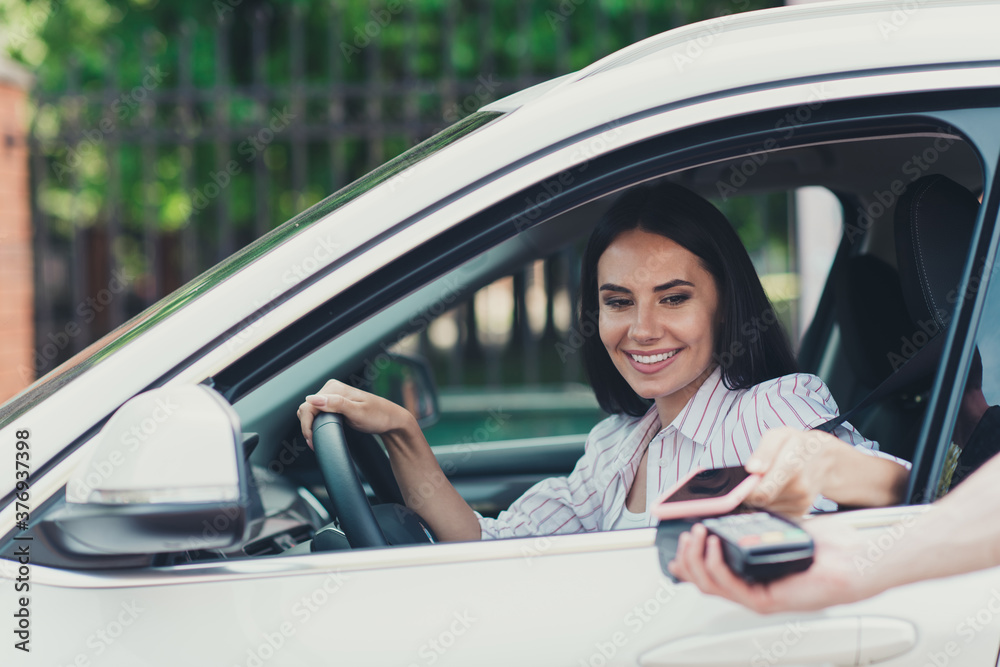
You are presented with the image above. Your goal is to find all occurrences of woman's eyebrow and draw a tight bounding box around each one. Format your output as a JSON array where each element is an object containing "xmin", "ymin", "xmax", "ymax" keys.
[
  {"xmin": 599, "ymin": 279, "xmax": 694, "ymax": 293},
  {"xmin": 654, "ymin": 279, "xmax": 694, "ymax": 291}
]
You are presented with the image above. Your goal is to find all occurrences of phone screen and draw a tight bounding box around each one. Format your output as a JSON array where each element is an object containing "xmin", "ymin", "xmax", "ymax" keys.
[{"xmin": 658, "ymin": 466, "xmax": 751, "ymax": 504}]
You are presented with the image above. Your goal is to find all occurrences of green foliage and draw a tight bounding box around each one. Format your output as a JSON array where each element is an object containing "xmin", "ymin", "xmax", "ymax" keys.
[{"xmin": 7, "ymin": 0, "xmax": 783, "ymax": 366}]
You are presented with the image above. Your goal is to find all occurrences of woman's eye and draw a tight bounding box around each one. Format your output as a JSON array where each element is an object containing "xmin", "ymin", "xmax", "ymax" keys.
[
  {"xmin": 661, "ymin": 294, "xmax": 690, "ymax": 306},
  {"xmin": 603, "ymin": 298, "xmax": 631, "ymax": 309}
]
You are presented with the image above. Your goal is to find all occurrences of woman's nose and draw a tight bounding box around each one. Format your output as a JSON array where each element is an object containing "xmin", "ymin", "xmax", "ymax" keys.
[{"xmin": 629, "ymin": 301, "xmax": 662, "ymax": 342}]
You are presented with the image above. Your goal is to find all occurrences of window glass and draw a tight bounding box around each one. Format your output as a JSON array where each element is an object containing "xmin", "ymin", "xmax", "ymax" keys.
[{"xmin": 402, "ymin": 189, "xmax": 805, "ymax": 448}]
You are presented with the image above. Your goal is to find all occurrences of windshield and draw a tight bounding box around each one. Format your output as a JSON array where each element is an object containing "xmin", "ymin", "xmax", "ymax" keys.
[{"xmin": 0, "ymin": 111, "xmax": 504, "ymax": 427}]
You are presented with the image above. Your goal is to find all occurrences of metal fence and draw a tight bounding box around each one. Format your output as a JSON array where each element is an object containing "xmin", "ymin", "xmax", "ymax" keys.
[{"xmin": 25, "ymin": 1, "xmax": 776, "ymax": 388}]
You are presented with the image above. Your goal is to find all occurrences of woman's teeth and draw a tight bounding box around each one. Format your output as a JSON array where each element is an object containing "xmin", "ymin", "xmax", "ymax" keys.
[{"xmin": 630, "ymin": 350, "xmax": 678, "ymax": 364}]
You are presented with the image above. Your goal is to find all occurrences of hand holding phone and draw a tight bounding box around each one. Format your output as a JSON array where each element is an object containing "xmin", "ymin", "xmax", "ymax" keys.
[
  {"xmin": 652, "ymin": 465, "xmax": 760, "ymax": 520},
  {"xmin": 652, "ymin": 466, "xmax": 814, "ymax": 582}
]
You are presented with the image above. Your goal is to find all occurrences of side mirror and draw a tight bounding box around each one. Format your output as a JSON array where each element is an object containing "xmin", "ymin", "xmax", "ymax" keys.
[
  {"xmin": 44, "ymin": 385, "xmax": 251, "ymax": 555},
  {"xmin": 369, "ymin": 353, "xmax": 440, "ymax": 428}
]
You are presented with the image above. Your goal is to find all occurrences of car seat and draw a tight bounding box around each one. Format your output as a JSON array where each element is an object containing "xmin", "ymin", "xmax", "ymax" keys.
[
  {"xmin": 832, "ymin": 254, "xmax": 926, "ymax": 460},
  {"xmin": 818, "ymin": 174, "xmax": 981, "ymax": 464}
]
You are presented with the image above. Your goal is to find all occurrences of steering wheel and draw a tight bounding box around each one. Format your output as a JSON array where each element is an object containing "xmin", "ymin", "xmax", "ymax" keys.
[{"xmin": 312, "ymin": 412, "xmax": 389, "ymax": 548}]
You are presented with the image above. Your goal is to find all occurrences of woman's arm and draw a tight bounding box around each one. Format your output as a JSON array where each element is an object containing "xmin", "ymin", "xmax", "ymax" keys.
[
  {"xmin": 299, "ymin": 380, "xmax": 482, "ymax": 542},
  {"xmin": 738, "ymin": 374, "xmax": 910, "ymax": 515},
  {"xmin": 745, "ymin": 427, "xmax": 910, "ymax": 514}
]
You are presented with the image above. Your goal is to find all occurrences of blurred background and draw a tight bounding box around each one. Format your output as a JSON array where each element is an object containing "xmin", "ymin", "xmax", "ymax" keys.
[{"xmin": 0, "ymin": 0, "xmax": 790, "ymax": 409}]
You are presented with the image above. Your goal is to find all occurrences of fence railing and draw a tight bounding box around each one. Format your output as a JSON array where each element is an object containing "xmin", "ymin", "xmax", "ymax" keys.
[{"xmin": 24, "ymin": 1, "xmax": 779, "ymax": 388}]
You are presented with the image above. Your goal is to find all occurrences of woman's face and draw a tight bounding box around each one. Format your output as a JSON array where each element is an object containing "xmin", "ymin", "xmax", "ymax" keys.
[{"xmin": 597, "ymin": 228, "xmax": 720, "ymax": 423}]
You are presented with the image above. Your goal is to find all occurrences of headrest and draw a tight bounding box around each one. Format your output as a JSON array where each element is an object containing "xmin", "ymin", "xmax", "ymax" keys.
[{"xmin": 895, "ymin": 174, "xmax": 981, "ymax": 330}]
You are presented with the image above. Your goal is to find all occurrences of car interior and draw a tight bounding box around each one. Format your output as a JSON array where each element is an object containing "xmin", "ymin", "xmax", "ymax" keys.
[{"xmin": 179, "ymin": 123, "xmax": 985, "ymax": 562}]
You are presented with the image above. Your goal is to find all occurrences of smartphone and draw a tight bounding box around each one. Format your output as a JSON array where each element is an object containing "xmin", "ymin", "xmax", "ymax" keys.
[{"xmin": 651, "ymin": 465, "xmax": 760, "ymax": 521}]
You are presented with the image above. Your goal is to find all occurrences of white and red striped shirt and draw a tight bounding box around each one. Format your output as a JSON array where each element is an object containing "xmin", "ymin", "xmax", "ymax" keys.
[{"xmin": 477, "ymin": 367, "xmax": 905, "ymax": 539}]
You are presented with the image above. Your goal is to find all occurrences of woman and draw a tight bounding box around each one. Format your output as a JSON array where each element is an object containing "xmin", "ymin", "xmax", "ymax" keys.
[{"xmin": 298, "ymin": 182, "xmax": 908, "ymax": 542}]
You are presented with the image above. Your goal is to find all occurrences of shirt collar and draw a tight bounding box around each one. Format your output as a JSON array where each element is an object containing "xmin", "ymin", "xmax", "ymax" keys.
[
  {"xmin": 612, "ymin": 366, "xmax": 739, "ymax": 474},
  {"xmin": 665, "ymin": 366, "xmax": 739, "ymax": 445}
]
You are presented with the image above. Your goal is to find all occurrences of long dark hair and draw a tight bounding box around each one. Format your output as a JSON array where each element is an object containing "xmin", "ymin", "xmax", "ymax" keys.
[{"xmin": 580, "ymin": 182, "xmax": 798, "ymax": 416}]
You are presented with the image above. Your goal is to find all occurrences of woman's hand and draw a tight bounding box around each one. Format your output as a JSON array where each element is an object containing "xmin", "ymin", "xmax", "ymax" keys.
[
  {"xmin": 296, "ymin": 379, "xmax": 414, "ymax": 448},
  {"xmin": 745, "ymin": 427, "xmax": 909, "ymax": 512},
  {"xmin": 297, "ymin": 379, "xmax": 484, "ymax": 542},
  {"xmin": 667, "ymin": 516, "xmax": 872, "ymax": 613},
  {"xmin": 743, "ymin": 427, "xmax": 835, "ymax": 515}
]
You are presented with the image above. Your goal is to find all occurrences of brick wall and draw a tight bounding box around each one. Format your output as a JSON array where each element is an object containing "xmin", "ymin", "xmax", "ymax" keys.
[{"xmin": 0, "ymin": 59, "xmax": 33, "ymax": 404}]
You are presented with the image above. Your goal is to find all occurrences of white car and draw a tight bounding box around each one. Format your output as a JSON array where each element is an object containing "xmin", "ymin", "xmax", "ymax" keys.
[{"xmin": 5, "ymin": 0, "xmax": 1000, "ymax": 665}]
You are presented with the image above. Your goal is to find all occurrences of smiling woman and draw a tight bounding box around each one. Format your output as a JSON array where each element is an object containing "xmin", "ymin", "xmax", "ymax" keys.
[{"xmin": 297, "ymin": 182, "xmax": 909, "ymax": 541}]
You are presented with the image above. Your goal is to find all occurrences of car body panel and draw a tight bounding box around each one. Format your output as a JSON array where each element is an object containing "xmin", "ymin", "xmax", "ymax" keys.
[
  {"xmin": 6, "ymin": 509, "xmax": 1000, "ymax": 666},
  {"xmin": 3, "ymin": 2, "xmax": 1000, "ymax": 665}
]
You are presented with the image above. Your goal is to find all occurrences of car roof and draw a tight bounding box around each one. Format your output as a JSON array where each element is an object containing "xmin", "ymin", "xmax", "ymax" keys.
[{"xmin": 484, "ymin": 0, "xmax": 1000, "ymax": 120}]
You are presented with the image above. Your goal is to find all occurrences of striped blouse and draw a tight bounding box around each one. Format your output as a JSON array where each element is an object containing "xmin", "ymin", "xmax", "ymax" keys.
[{"xmin": 477, "ymin": 366, "xmax": 904, "ymax": 539}]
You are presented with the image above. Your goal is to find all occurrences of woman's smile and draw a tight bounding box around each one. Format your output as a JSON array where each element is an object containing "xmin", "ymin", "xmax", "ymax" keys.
[{"xmin": 624, "ymin": 347, "xmax": 682, "ymax": 373}]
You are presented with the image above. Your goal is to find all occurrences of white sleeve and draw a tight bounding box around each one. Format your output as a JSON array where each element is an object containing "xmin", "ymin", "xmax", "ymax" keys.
[{"xmin": 477, "ymin": 414, "xmax": 629, "ymax": 539}]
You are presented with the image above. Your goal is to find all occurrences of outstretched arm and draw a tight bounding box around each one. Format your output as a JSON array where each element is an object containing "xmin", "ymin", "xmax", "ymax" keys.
[
  {"xmin": 744, "ymin": 427, "xmax": 909, "ymax": 515},
  {"xmin": 669, "ymin": 451, "xmax": 1000, "ymax": 613}
]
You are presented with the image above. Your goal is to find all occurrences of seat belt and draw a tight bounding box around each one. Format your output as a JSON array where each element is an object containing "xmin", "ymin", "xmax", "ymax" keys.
[{"xmin": 812, "ymin": 332, "xmax": 944, "ymax": 434}]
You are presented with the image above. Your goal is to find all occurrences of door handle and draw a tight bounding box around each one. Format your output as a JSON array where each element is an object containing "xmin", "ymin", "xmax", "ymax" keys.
[{"xmin": 639, "ymin": 616, "xmax": 915, "ymax": 666}]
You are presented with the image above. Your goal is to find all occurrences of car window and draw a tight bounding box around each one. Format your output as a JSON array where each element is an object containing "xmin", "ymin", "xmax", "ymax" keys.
[
  {"xmin": 941, "ymin": 242, "xmax": 1000, "ymax": 496},
  {"xmin": 229, "ymin": 105, "xmax": 990, "ymax": 544},
  {"xmin": 377, "ymin": 187, "xmax": 810, "ymax": 449}
]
